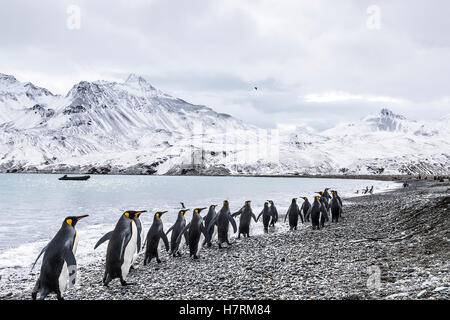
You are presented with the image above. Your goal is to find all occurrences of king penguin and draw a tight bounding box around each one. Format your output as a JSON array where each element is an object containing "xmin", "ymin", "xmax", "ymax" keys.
[
  {"xmin": 330, "ymin": 191, "xmax": 343, "ymax": 223},
  {"xmin": 144, "ymin": 211, "xmax": 170, "ymax": 265},
  {"xmin": 94, "ymin": 210, "xmax": 146, "ymax": 286},
  {"xmin": 284, "ymin": 198, "xmax": 303, "ymax": 230},
  {"xmin": 166, "ymin": 209, "xmax": 189, "ymax": 257},
  {"xmin": 131, "ymin": 211, "xmax": 145, "ymax": 269},
  {"xmin": 301, "ymin": 197, "xmax": 311, "ymax": 222},
  {"xmin": 256, "ymin": 202, "xmax": 275, "ymax": 232},
  {"xmin": 203, "ymin": 204, "xmax": 217, "ymax": 247},
  {"xmin": 31, "ymin": 215, "xmax": 89, "ymax": 300},
  {"xmin": 308, "ymin": 196, "xmax": 328, "ymax": 230},
  {"xmin": 207, "ymin": 200, "xmax": 237, "ymax": 248},
  {"xmin": 267, "ymin": 200, "xmax": 278, "ymax": 227},
  {"xmin": 232, "ymin": 200, "xmax": 257, "ymax": 238},
  {"xmin": 175, "ymin": 208, "xmax": 210, "ymax": 259}
]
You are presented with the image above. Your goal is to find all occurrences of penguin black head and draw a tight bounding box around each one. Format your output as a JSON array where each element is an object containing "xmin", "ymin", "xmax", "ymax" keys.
[
  {"xmin": 64, "ymin": 215, "xmax": 88, "ymax": 227},
  {"xmin": 193, "ymin": 208, "xmax": 207, "ymax": 215},
  {"xmin": 154, "ymin": 211, "xmax": 167, "ymax": 219},
  {"xmin": 302, "ymin": 197, "xmax": 308, "ymax": 201},
  {"xmin": 245, "ymin": 200, "xmax": 251, "ymax": 205},
  {"xmin": 292, "ymin": 198, "xmax": 297, "ymax": 202},
  {"xmin": 210, "ymin": 205, "xmax": 217, "ymax": 209},
  {"xmin": 264, "ymin": 202, "xmax": 269, "ymax": 207},
  {"xmin": 179, "ymin": 209, "xmax": 189, "ymax": 215},
  {"xmin": 315, "ymin": 196, "xmax": 321, "ymax": 201},
  {"xmin": 124, "ymin": 210, "xmax": 147, "ymax": 219},
  {"xmin": 267, "ymin": 200, "xmax": 273, "ymax": 205},
  {"xmin": 223, "ymin": 200, "xmax": 229, "ymax": 205}
]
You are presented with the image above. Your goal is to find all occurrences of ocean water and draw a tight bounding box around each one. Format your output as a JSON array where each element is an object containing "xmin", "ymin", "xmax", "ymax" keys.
[{"xmin": 0, "ymin": 173, "xmax": 398, "ymax": 277}]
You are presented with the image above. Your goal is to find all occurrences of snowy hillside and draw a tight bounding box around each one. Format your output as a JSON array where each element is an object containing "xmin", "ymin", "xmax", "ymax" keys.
[{"xmin": 0, "ymin": 72, "xmax": 449, "ymax": 176}]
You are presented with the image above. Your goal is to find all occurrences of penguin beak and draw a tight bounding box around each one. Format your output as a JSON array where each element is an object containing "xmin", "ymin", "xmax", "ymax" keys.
[
  {"xmin": 159, "ymin": 211, "xmax": 168, "ymax": 215},
  {"xmin": 76, "ymin": 215, "xmax": 89, "ymax": 221},
  {"xmin": 135, "ymin": 210, "xmax": 147, "ymax": 217}
]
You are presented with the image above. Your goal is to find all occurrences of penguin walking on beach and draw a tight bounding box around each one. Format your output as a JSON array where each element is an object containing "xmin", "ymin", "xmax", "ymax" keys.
[
  {"xmin": 207, "ymin": 200, "xmax": 237, "ymax": 248},
  {"xmin": 131, "ymin": 211, "xmax": 145, "ymax": 269},
  {"xmin": 301, "ymin": 197, "xmax": 312, "ymax": 222},
  {"xmin": 308, "ymin": 196, "xmax": 328, "ymax": 230},
  {"xmin": 203, "ymin": 204, "xmax": 218, "ymax": 247},
  {"xmin": 232, "ymin": 200, "xmax": 257, "ymax": 239},
  {"xmin": 166, "ymin": 209, "xmax": 189, "ymax": 257},
  {"xmin": 267, "ymin": 200, "xmax": 278, "ymax": 227},
  {"xmin": 176, "ymin": 208, "xmax": 210, "ymax": 259},
  {"xmin": 31, "ymin": 215, "xmax": 88, "ymax": 300},
  {"xmin": 257, "ymin": 202, "xmax": 275, "ymax": 232},
  {"xmin": 323, "ymin": 188, "xmax": 332, "ymax": 202},
  {"xmin": 144, "ymin": 211, "xmax": 169, "ymax": 265},
  {"xmin": 316, "ymin": 192, "xmax": 330, "ymax": 218},
  {"xmin": 94, "ymin": 210, "xmax": 146, "ymax": 286},
  {"xmin": 284, "ymin": 198, "xmax": 303, "ymax": 230},
  {"xmin": 330, "ymin": 191, "xmax": 343, "ymax": 223}
]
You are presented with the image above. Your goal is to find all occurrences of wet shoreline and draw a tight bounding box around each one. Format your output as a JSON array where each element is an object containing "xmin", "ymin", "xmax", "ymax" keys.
[{"xmin": 1, "ymin": 179, "xmax": 448, "ymax": 300}]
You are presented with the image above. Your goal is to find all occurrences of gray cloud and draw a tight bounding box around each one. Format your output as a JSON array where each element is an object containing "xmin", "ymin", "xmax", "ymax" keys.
[{"xmin": 0, "ymin": 0, "xmax": 449, "ymax": 130}]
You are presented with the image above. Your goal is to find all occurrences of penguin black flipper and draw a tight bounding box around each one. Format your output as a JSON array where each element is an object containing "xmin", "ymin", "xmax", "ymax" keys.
[
  {"xmin": 231, "ymin": 207, "xmax": 243, "ymax": 218},
  {"xmin": 175, "ymin": 223, "xmax": 191, "ymax": 248},
  {"xmin": 119, "ymin": 233, "xmax": 132, "ymax": 261},
  {"xmin": 30, "ymin": 244, "xmax": 48, "ymax": 271},
  {"xmin": 63, "ymin": 249, "xmax": 77, "ymax": 286},
  {"xmin": 256, "ymin": 210, "xmax": 263, "ymax": 222},
  {"xmin": 165, "ymin": 224, "xmax": 175, "ymax": 236},
  {"xmin": 201, "ymin": 224, "xmax": 211, "ymax": 244},
  {"xmin": 252, "ymin": 212, "xmax": 257, "ymax": 222},
  {"xmin": 284, "ymin": 207, "xmax": 291, "ymax": 223},
  {"xmin": 94, "ymin": 231, "xmax": 113, "ymax": 249},
  {"xmin": 160, "ymin": 231, "xmax": 169, "ymax": 252},
  {"xmin": 206, "ymin": 216, "xmax": 218, "ymax": 234},
  {"xmin": 228, "ymin": 214, "xmax": 237, "ymax": 233}
]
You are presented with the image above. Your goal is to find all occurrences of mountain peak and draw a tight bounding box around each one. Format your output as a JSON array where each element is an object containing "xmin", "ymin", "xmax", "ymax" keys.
[
  {"xmin": 124, "ymin": 73, "xmax": 156, "ymax": 90},
  {"xmin": 0, "ymin": 73, "xmax": 18, "ymax": 84},
  {"xmin": 380, "ymin": 108, "xmax": 406, "ymax": 120}
]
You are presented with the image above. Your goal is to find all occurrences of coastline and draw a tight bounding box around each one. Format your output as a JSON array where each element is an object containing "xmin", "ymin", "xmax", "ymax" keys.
[
  {"xmin": 1, "ymin": 179, "xmax": 448, "ymax": 300},
  {"xmin": 0, "ymin": 171, "xmax": 432, "ymax": 182}
]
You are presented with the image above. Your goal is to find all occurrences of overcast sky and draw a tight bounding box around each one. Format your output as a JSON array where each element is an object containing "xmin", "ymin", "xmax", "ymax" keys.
[{"xmin": 1, "ymin": 0, "xmax": 449, "ymax": 130}]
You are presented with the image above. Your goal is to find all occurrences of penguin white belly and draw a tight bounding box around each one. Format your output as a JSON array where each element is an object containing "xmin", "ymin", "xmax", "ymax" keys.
[
  {"xmin": 121, "ymin": 221, "xmax": 137, "ymax": 279},
  {"xmin": 58, "ymin": 233, "xmax": 78, "ymax": 292},
  {"xmin": 197, "ymin": 232, "xmax": 205, "ymax": 255}
]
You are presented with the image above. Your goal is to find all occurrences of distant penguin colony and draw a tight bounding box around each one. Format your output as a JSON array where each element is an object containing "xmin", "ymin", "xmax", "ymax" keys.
[{"xmin": 31, "ymin": 187, "xmax": 347, "ymax": 299}]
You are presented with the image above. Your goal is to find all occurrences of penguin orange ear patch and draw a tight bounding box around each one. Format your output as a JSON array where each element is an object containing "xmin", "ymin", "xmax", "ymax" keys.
[
  {"xmin": 66, "ymin": 219, "xmax": 73, "ymax": 226},
  {"xmin": 124, "ymin": 212, "xmax": 130, "ymax": 218}
]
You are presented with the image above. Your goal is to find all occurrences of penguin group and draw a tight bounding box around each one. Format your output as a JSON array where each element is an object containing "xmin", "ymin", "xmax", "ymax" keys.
[{"xmin": 30, "ymin": 187, "xmax": 344, "ymax": 300}]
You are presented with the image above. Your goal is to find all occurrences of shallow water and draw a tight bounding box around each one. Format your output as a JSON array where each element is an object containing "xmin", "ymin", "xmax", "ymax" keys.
[{"xmin": 0, "ymin": 173, "xmax": 397, "ymax": 276}]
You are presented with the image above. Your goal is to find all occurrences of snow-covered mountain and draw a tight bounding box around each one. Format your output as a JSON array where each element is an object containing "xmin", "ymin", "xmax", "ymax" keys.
[{"xmin": 0, "ymin": 72, "xmax": 449, "ymax": 176}]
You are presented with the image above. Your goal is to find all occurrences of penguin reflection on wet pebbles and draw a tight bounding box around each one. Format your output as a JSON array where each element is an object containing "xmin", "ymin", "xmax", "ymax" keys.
[
  {"xmin": 330, "ymin": 191, "xmax": 343, "ymax": 223},
  {"xmin": 308, "ymin": 196, "xmax": 329, "ymax": 230},
  {"xmin": 94, "ymin": 210, "xmax": 146, "ymax": 286},
  {"xmin": 257, "ymin": 202, "xmax": 275, "ymax": 232},
  {"xmin": 176, "ymin": 208, "xmax": 211, "ymax": 259},
  {"xmin": 203, "ymin": 204, "xmax": 218, "ymax": 247},
  {"xmin": 267, "ymin": 200, "xmax": 279, "ymax": 227},
  {"xmin": 207, "ymin": 200, "xmax": 237, "ymax": 248},
  {"xmin": 166, "ymin": 209, "xmax": 189, "ymax": 257},
  {"xmin": 31, "ymin": 215, "xmax": 89, "ymax": 300},
  {"xmin": 284, "ymin": 198, "xmax": 303, "ymax": 230},
  {"xmin": 232, "ymin": 200, "xmax": 257, "ymax": 239},
  {"xmin": 301, "ymin": 197, "xmax": 312, "ymax": 222},
  {"xmin": 144, "ymin": 211, "xmax": 170, "ymax": 265}
]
